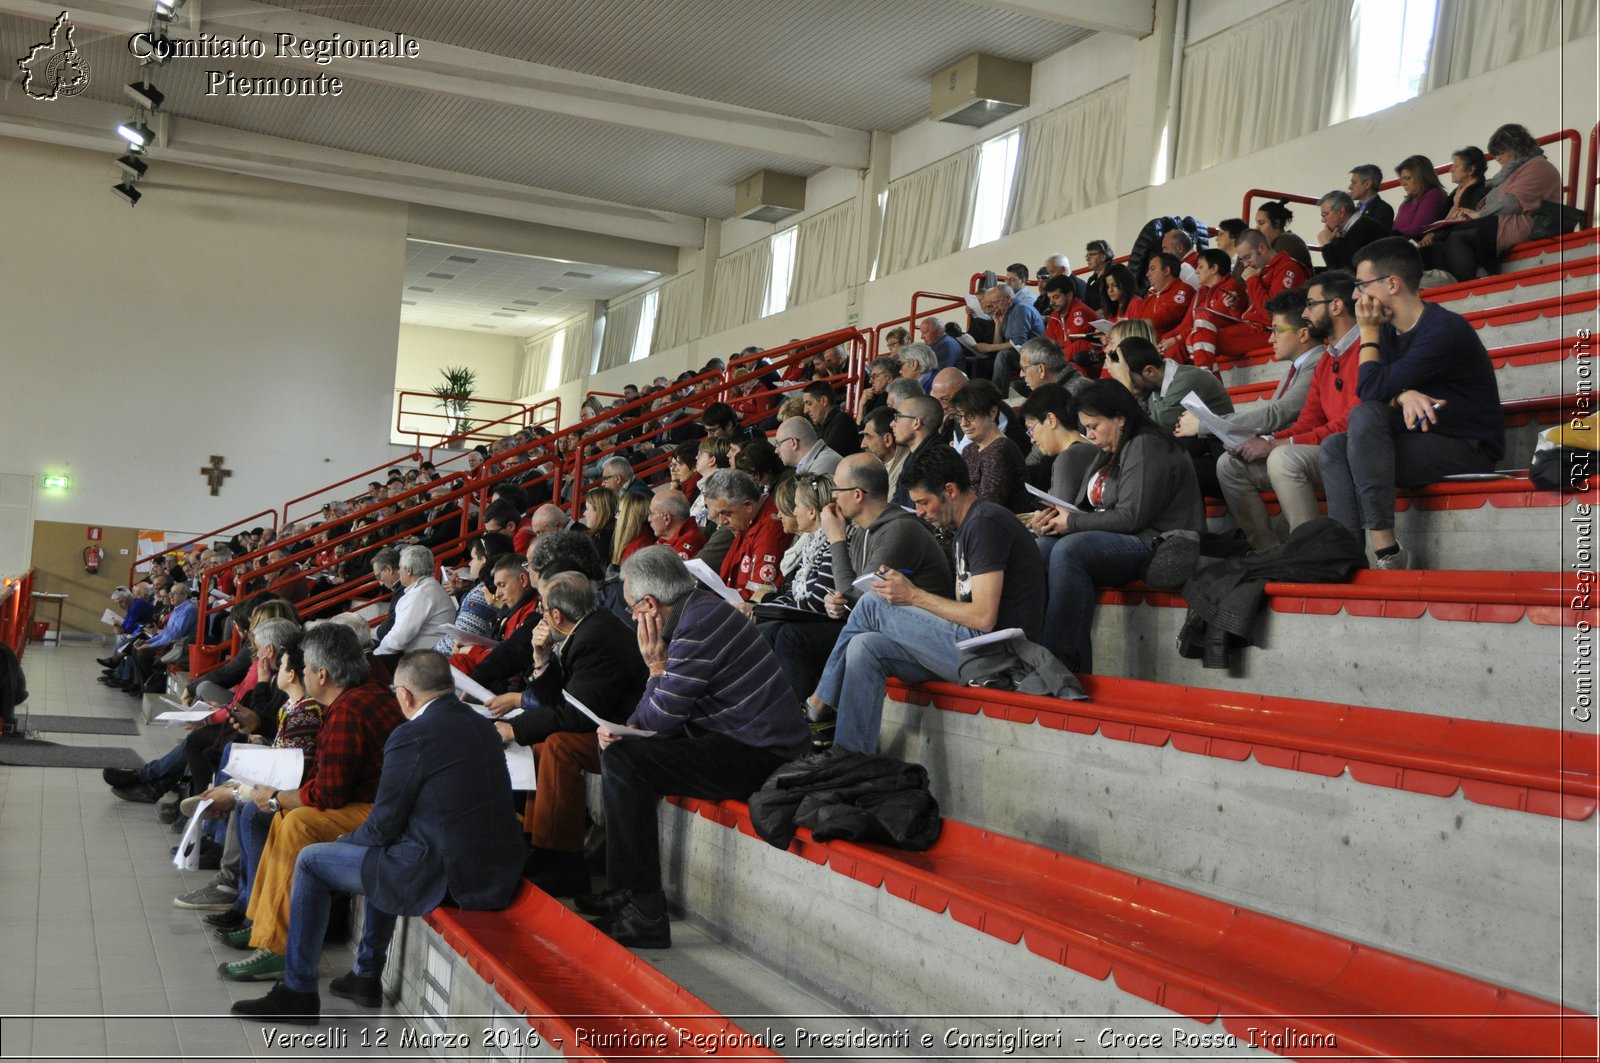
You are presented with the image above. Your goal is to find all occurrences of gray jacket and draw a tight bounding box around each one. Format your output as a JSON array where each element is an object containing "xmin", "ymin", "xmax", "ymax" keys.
[
  {"xmin": 1198, "ymin": 346, "xmax": 1324, "ymax": 439},
  {"xmin": 830, "ymin": 504, "xmax": 953, "ymax": 601},
  {"xmin": 1071, "ymin": 432, "xmax": 1204, "ymax": 546}
]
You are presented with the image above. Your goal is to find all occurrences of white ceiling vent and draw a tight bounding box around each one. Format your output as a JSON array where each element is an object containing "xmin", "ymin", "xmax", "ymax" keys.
[
  {"xmin": 735, "ymin": 170, "xmax": 806, "ymax": 223},
  {"xmin": 930, "ymin": 53, "xmax": 1031, "ymax": 127}
]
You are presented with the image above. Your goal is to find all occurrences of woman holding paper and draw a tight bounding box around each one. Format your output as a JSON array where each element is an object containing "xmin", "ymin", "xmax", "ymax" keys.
[
  {"xmin": 1032, "ymin": 380, "xmax": 1204, "ymax": 674},
  {"xmin": 434, "ymin": 533, "xmax": 512, "ymax": 657}
]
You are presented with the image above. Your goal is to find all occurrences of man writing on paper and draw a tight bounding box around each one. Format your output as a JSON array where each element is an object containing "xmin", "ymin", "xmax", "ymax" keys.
[
  {"xmin": 485, "ymin": 571, "xmax": 649, "ymax": 896},
  {"xmin": 232, "ymin": 650, "xmax": 523, "ymax": 1024},
  {"xmin": 581, "ymin": 546, "xmax": 810, "ymax": 949},
  {"xmin": 807, "ymin": 445, "xmax": 1044, "ymax": 754}
]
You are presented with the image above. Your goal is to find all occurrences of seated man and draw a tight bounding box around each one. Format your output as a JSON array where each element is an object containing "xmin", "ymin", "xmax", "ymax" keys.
[
  {"xmin": 802, "ymin": 381, "xmax": 860, "ymax": 457},
  {"xmin": 773, "ymin": 416, "xmax": 842, "ymax": 478},
  {"xmin": 1217, "ymin": 271, "xmax": 1363, "ymax": 551},
  {"xmin": 702, "ymin": 469, "xmax": 791, "ymax": 601},
  {"xmin": 486, "ymin": 571, "xmax": 648, "ymax": 896},
  {"xmin": 858, "ymin": 408, "xmax": 909, "ymax": 502},
  {"xmin": 1318, "ymin": 189, "xmax": 1390, "ymax": 272},
  {"xmin": 857, "ymin": 357, "xmax": 900, "ymax": 416},
  {"xmin": 1161, "ymin": 228, "xmax": 1201, "ymax": 287},
  {"xmin": 218, "ymin": 623, "xmax": 405, "ymax": 983},
  {"xmin": 1167, "ymin": 248, "xmax": 1255, "ymax": 370},
  {"xmin": 1348, "ymin": 163, "xmax": 1395, "ymax": 229},
  {"xmin": 809, "ymin": 445, "xmax": 1044, "ymax": 754},
  {"xmin": 123, "ymin": 583, "xmax": 198, "ymax": 695},
  {"xmin": 1236, "ymin": 230, "xmax": 1311, "ymax": 330},
  {"xmin": 464, "ymin": 554, "xmax": 543, "ymax": 690},
  {"xmin": 1139, "ymin": 252, "xmax": 1196, "ymax": 353},
  {"xmin": 600, "ymin": 455, "xmax": 654, "ymax": 500},
  {"xmin": 1320, "ymin": 238, "xmax": 1504, "ymax": 569},
  {"xmin": 482, "ymin": 500, "xmax": 534, "ymax": 555},
  {"xmin": 372, "ymin": 545, "xmax": 455, "ymax": 660},
  {"xmin": 1175, "ymin": 287, "xmax": 1323, "ymax": 498},
  {"xmin": 889, "ymin": 394, "xmax": 946, "ymax": 510},
  {"xmin": 973, "ymin": 283, "xmax": 1046, "ymax": 395},
  {"xmin": 645, "ymin": 489, "xmax": 705, "ymax": 560},
  {"xmin": 1040, "ymin": 275, "xmax": 1100, "ymax": 376},
  {"xmin": 1107, "ymin": 334, "xmax": 1233, "ymax": 438},
  {"xmin": 1082, "ymin": 239, "xmax": 1113, "ymax": 311},
  {"xmin": 231, "ymin": 650, "xmax": 523, "ymax": 1023},
  {"xmin": 584, "ymin": 547, "xmax": 811, "ymax": 947},
  {"xmin": 919, "ymin": 315, "xmax": 963, "ymax": 371}
]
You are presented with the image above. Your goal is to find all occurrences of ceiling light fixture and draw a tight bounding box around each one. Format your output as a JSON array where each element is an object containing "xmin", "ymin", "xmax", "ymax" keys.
[
  {"xmin": 116, "ymin": 118, "xmax": 153, "ymax": 148},
  {"xmin": 124, "ymin": 81, "xmax": 165, "ymax": 110},
  {"xmin": 112, "ymin": 182, "xmax": 143, "ymax": 206},
  {"xmin": 154, "ymin": 0, "xmax": 185, "ymax": 21},
  {"xmin": 115, "ymin": 154, "xmax": 149, "ymax": 180}
]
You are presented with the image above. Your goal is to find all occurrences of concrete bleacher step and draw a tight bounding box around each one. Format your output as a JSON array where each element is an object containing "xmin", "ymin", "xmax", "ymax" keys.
[
  {"xmin": 874, "ymin": 678, "xmax": 1596, "ymax": 1009},
  {"xmin": 1202, "ymin": 479, "xmax": 1589, "ymax": 571},
  {"xmin": 1089, "ymin": 571, "xmax": 1575, "ymax": 725},
  {"xmin": 1504, "ymin": 227, "xmax": 1600, "ymax": 272},
  {"xmin": 659, "ymin": 798, "xmax": 1596, "ymax": 1061},
  {"xmin": 1423, "ymin": 254, "xmax": 1600, "ymax": 314}
]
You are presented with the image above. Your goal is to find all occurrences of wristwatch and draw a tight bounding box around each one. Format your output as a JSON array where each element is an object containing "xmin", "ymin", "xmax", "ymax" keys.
[{"xmin": 267, "ymin": 791, "xmax": 281, "ymax": 813}]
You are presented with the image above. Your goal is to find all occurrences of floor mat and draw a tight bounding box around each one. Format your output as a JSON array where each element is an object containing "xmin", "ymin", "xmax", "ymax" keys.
[
  {"xmin": 21, "ymin": 715, "xmax": 140, "ymax": 736},
  {"xmin": 0, "ymin": 739, "xmax": 144, "ymax": 770}
]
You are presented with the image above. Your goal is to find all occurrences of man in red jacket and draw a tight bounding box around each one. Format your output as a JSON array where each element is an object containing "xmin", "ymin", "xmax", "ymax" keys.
[
  {"xmin": 1140, "ymin": 252, "xmax": 1195, "ymax": 350},
  {"xmin": 1041, "ymin": 274, "xmax": 1100, "ymax": 373},
  {"xmin": 1237, "ymin": 230, "xmax": 1311, "ymax": 329},
  {"xmin": 1166, "ymin": 248, "xmax": 1257, "ymax": 370},
  {"xmin": 702, "ymin": 469, "xmax": 790, "ymax": 600}
]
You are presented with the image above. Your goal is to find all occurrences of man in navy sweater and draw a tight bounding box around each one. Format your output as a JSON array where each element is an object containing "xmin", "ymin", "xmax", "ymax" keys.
[
  {"xmin": 1319, "ymin": 238, "xmax": 1504, "ymax": 570},
  {"xmin": 583, "ymin": 546, "xmax": 810, "ymax": 948}
]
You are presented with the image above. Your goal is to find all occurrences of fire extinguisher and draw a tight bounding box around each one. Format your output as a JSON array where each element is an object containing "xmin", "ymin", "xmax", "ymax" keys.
[{"xmin": 83, "ymin": 545, "xmax": 103, "ymax": 574}]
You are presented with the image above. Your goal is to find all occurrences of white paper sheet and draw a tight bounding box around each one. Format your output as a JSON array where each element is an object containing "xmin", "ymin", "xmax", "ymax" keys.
[
  {"xmin": 171, "ymin": 798, "xmax": 215, "ymax": 871},
  {"xmin": 472, "ymin": 703, "xmax": 523, "ymax": 721},
  {"xmin": 100, "ymin": 608, "xmax": 121, "ymax": 626},
  {"xmin": 1025, "ymin": 483, "xmax": 1083, "ymax": 514},
  {"xmin": 504, "ymin": 745, "xmax": 536, "ymax": 790},
  {"xmin": 684, "ymin": 558, "xmax": 743, "ymax": 605},
  {"xmin": 444, "ymin": 624, "xmax": 499, "ymax": 649},
  {"xmin": 223, "ymin": 746, "xmax": 304, "ymax": 790},
  {"xmin": 954, "ymin": 627, "xmax": 1025, "ymax": 653},
  {"xmin": 451, "ymin": 666, "xmax": 497, "ymax": 705},
  {"xmin": 1090, "ymin": 318, "xmax": 1114, "ymax": 334},
  {"xmin": 563, "ymin": 690, "xmax": 655, "ymax": 738},
  {"xmin": 1180, "ymin": 391, "xmax": 1253, "ymax": 450},
  {"xmin": 155, "ymin": 709, "xmax": 212, "ymax": 724},
  {"xmin": 852, "ymin": 571, "xmax": 885, "ymax": 589}
]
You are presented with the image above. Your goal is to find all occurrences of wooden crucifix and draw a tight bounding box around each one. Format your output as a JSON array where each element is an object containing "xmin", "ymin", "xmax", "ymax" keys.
[{"xmin": 200, "ymin": 455, "xmax": 232, "ymax": 496}]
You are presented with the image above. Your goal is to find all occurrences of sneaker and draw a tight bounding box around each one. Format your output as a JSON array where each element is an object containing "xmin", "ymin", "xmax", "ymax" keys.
[
  {"xmin": 328, "ymin": 971, "xmax": 383, "ymax": 1008},
  {"xmin": 175, "ymin": 881, "xmax": 238, "ymax": 911},
  {"xmin": 102, "ymin": 767, "xmax": 141, "ymax": 788},
  {"xmin": 156, "ymin": 792, "xmax": 181, "ymax": 824},
  {"xmin": 218, "ymin": 948, "xmax": 284, "ymax": 982},
  {"xmin": 810, "ymin": 718, "xmax": 835, "ymax": 751},
  {"xmin": 1373, "ymin": 545, "xmax": 1411, "ymax": 571},
  {"xmin": 217, "ymin": 923, "xmax": 254, "ymax": 950},
  {"xmin": 230, "ymin": 980, "xmax": 318, "ymax": 1024},
  {"xmin": 178, "ymin": 794, "xmax": 207, "ymax": 818},
  {"xmin": 203, "ymin": 907, "xmax": 246, "ymax": 930},
  {"xmin": 112, "ymin": 781, "xmax": 165, "ymax": 804}
]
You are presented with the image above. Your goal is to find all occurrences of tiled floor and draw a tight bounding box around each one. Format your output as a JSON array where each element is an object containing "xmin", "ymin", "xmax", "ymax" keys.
[{"xmin": 0, "ymin": 641, "xmax": 417, "ymax": 1061}]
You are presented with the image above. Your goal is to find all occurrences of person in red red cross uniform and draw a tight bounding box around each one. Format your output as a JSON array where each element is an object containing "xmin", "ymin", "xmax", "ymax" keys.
[
  {"xmin": 1139, "ymin": 252, "xmax": 1196, "ymax": 355},
  {"xmin": 703, "ymin": 469, "xmax": 791, "ymax": 601},
  {"xmin": 1237, "ymin": 230, "xmax": 1311, "ymax": 330},
  {"xmin": 1164, "ymin": 248, "xmax": 1259, "ymax": 371},
  {"xmin": 1042, "ymin": 274, "xmax": 1102, "ymax": 376}
]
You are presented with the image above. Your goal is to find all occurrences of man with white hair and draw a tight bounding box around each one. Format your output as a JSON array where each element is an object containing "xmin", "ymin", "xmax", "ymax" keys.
[
  {"xmin": 645, "ymin": 489, "xmax": 705, "ymax": 560},
  {"xmin": 372, "ymin": 545, "xmax": 455, "ymax": 659},
  {"xmin": 919, "ymin": 316, "xmax": 963, "ymax": 371},
  {"xmin": 772, "ymin": 416, "xmax": 841, "ymax": 478},
  {"xmin": 971, "ymin": 283, "xmax": 1045, "ymax": 395},
  {"xmin": 1161, "ymin": 229, "xmax": 1202, "ymax": 287},
  {"xmin": 1034, "ymin": 253, "xmax": 1086, "ymax": 312},
  {"xmin": 600, "ymin": 455, "xmax": 652, "ymax": 500}
]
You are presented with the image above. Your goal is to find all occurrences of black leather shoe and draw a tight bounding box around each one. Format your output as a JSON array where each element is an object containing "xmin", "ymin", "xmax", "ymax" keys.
[
  {"xmin": 574, "ymin": 888, "xmax": 632, "ymax": 917},
  {"xmin": 102, "ymin": 767, "xmax": 141, "ymax": 788},
  {"xmin": 112, "ymin": 781, "xmax": 164, "ymax": 803},
  {"xmin": 231, "ymin": 981, "xmax": 319, "ymax": 1024},
  {"xmin": 203, "ymin": 907, "xmax": 246, "ymax": 930},
  {"xmin": 594, "ymin": 902, "xmax": 670, "ymax": 949},
  {"xmin": 97, "ymin": 656, "xmax": 117, "ymax": 668},
  {"xmin": 328, "ymin": 971, "xmax": 383, "ymax": 1008},
  {"xmin": 523, "ymin": 849, "xmax": 591, "ymax": 898}
]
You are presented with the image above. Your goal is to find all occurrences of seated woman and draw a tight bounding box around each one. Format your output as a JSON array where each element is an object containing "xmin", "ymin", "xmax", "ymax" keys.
[
  {"xmin": 1032, "ymin": 380, "xmax": 1203, "ymax": 674},
  {"xmin": 611, "ymin": 492, "xmax": 656, "ymax": 566},
  {"xmin": 1254, "ymin": 201, "xmax": 1313, "ymax": 268},
  {"xmin": 1391, "ymin": 154, "xmax": 1450, "ymax": 240},
  {"xmin": 1098, "ymin": 263, "xmax": 1144, "ymax": 324},
  {"xmin": 669, "ymin": 441, "xmax": 701, "ymax": 504},
  {"xmin": 1431, "ymin": 123, "xmax": 1563, "ymax": 281},
  {"xmin": 435, "ymin": 531, "xmax": 512, "ymax": 658},
  {"xmin": 581, "ymin": 486, "xmax": 618, "ymax": 563},
  {"xmin": 751, "ymin": 474, "xmax": 852, "ymax": 701},
  {"xmin": 1419, "ymin": 146, "xmax": 1489, "ymax": 267},
  {"xmin": 1018, "ymin": 383, "xmax": 1096, "ymax": 515},
  {"xmin": 951, "ymin": 380, "xmax": 1029, "ymax": 512}
]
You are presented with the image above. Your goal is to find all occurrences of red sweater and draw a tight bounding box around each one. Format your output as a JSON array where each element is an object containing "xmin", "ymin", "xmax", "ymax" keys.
[{"xmin": 1273, "ymin": 342, "xmax": 1363, "ymax": 445}]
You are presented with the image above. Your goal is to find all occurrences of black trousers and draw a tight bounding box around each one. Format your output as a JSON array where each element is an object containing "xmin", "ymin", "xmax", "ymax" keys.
[
  {"xmin": 757, "ymin": 618, "xmax": 844, "ymax": 703},
  {"xmin": 601, "ymin": 732, "xmax": 788, "ymax": 895}
]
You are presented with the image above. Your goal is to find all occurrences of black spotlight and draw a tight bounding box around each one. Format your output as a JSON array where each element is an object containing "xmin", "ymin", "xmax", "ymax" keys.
[{"xmin": 112, "ymin": 182, "xmax": 143, "ymax": 207}]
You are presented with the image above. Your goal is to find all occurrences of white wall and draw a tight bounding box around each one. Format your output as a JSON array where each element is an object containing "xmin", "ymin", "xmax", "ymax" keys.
[
  {"xmin": 391, "ymin": 323, "xmax": 524, "ymax": 443},
  {"xmin": 0, "ymin": 137, "xmax": 409, "ymax": 533}
]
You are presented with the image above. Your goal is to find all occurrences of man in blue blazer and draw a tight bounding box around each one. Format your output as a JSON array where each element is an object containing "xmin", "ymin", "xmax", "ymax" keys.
[{"xmin": 233, "ymin": 649, "xmax": 524, "ymax": 1023}]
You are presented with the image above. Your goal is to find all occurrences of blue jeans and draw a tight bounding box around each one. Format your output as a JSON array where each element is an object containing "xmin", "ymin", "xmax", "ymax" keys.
[
  {"xmin": 233, "ymin": 801, "xmax": 274, "ymax": 911},
  {"xmin": 139, "ymin": 741, "xmax": 187, "ymax": 784},
  {"xmin": 283, "ymin": 841, "xmax": 396, "ymax": 993},
  {"xmin": 1038, "ymin": 531, "xmax": 1151, "ymax": 675},
  {"xmin": 814, "ymin": 591, "xmax": 976, "ymax": 754}
]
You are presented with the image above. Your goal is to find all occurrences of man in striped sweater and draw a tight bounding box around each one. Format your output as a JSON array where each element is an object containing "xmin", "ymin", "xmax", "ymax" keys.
[{"xmin": 581, "ymin": 546, "xmax": 811, "ymax": 949}]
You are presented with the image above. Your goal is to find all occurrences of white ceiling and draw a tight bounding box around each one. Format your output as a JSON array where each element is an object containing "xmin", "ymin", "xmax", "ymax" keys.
[{"xmin": 401, "ymin": 241, "xmax": 660, "ymax": 337}]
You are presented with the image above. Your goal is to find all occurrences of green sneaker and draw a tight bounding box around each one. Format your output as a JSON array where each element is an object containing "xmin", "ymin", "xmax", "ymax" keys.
[
  {"xmin": 217, "ymin": 924, "xmax": 254, "ymax": 951},
  {"xmin": 218, "ymin": 948, "xmax": 284, "ymax": 982}
]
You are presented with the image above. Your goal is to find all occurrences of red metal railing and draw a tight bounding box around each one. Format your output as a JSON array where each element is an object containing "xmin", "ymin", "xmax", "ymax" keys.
[
  {"xmin": 1585, "ymin": 121, "xmax": 1600, "ymax": 232},
  {"xmin": 395, "ymin": 392, "xmax": 561, "ymax": 452},
  {"xmin": 0, "ymin": 571, "xmax": 35, "ymax": 659},
  {"xmin": 125, "ymin": 509, "xmax": 280, "ymax": 588},
  {"xmin": 282, "ymin": 450, "xmax": 422, "ymax": 526}
]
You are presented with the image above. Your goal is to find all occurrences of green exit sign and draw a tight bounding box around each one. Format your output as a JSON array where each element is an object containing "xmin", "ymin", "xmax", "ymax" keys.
[{"xmin": 42, "ymin": 475, "xmax": 71, "ymax": 490}]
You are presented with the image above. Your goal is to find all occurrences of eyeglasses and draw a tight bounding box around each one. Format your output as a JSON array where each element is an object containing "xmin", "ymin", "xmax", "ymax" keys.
[
  {"xmin": 772, "ymin": 437, "xmax": 799, "ymax": 448},
  {"xmin": 1302, "ymin": 298, "xmax": 1335, "ymax": 309},
  {"xmin": 1269, "ymin": 324, "xmax": 1300, "ymax": 334},
  {"xmin": 1352, "ymin": 274, "xmax": 1395, "ymax": 294},
  {"xmin": 891, "ymin": 411, "xmax": 916, "ymax": 420}
]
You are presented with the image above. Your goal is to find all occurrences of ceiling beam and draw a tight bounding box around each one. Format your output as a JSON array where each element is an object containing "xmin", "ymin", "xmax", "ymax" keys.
[
  {"xmin": 0, "ymin": 93, "xmax": 707, "ymax": 247},
  {"xmin": 0, "ymin": 0, "xmax": 871, "ymax": 169},
  {"xmin": 952, "ymin": 0, "xmax": 1154, "ymax": 37}
]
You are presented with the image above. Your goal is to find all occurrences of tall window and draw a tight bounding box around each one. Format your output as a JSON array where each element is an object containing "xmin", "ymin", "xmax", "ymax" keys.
[
  {"xmin": 630, "ymin": 289, "xmax": 659, "ymax": 362},
  {"xmin": 966, "ymin": 129, "xmax": 1020, "ymax": 248},
  {"xmin": 542, "ymin": 329, "xmax": 566, "ymax": 390},
  {"xmin": 762, "ymin": 225, "xmax": 798, "ymax": 317},
  {"xmin": 1349, "ymin": 0, "xmax": 1437, "ymax": 118}
]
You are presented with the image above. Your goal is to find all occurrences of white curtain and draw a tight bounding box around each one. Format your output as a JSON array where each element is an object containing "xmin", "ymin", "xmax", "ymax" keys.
[
  {"xmin": 598, "ymin": 293, "xmax": 644, "ymax": 372},
  {"xmin": 878, "ymin": 147, "xmax": 978, "ymax": 277},
  {"xmin": 790, "ymin": 200, "xmax": 859, "ymax": 306},
  {"xmin": 1174, "ymin": 0, "xmax": 1355, "ymax": 176},
  {"xmin": 1006, "ymin": 80, "xmax": 1129, "ymax": 234},
  {"xmin": 1425, "ymin": 0, "xmax": 1598, "ymax": 89},
  {"xmin": 652, "ymin": 272, "xmax": 697, "ymax": 353},
  {"xmin": 517, "ymin": 328, "xmax": 560, "ymax": 398},
  {"xmin": 560, "ymin": 314, "xmax": 592, "ymax": 385},
  {"xmin": 705, "ymin": 239, "xmax": 773, "ymax": 335}
]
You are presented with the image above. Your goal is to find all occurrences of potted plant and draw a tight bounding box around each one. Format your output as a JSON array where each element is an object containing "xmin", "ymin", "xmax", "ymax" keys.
[{"xmin": 432, "ymin": 365, "xmax": 478, "ymax": 437}]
